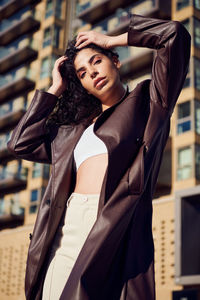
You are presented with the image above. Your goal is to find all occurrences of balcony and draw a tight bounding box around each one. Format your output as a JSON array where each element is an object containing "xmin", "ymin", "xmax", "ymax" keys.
[
  {"xmin": 76, "ymin": 0, "xmax": 171, "ymax": 25},
  {"xmin": 0, "ymin": 213, "xmax": 24, "ymax": 230},
  {"xmin": 0, "ymin": 167, "xmax": 28, "ymax": 195},
  {"xmin": 0, "ymin": 147, "xmax": 13, "ymax": 164},
  {"xmin": 0, "ymin": 44, "xmax": 38, "ymax": 73},
  {"xmin": 0, "ymin": 15, "xmax": 40, "ymax": 46},
  {"xmin": 0, "ymin": 109, "xmax": 26, "ymax": 132},
  {"xmin": 77, "ymin": 0, "xmax": 133, "ymax": 24},
  {"xmin": 0, "ymin": 0, "xmax": 41, "ymax": 21},
  {"xmin": 0, "ymin": 195, "xmax": 24, "ymax": 230},
  {"xmin": 107, "ymin": 7, "xmax": 170, "ymax": 36},
  {"xmin": 0, "ymin": 132, "xmax": 13, "ymax": 163},
  {"xmin": 119, "ymin": 47, "xmax": 154, "ymax": 79},
  {"xmin": 0, "ymin": 68, "xmax": 35, "ymax": 104}
]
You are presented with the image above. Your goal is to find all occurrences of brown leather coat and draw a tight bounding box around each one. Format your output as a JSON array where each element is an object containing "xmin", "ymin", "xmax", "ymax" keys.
[{"xmin": 7, "ymin": 14, "xmax": 191, "ymax": 300}]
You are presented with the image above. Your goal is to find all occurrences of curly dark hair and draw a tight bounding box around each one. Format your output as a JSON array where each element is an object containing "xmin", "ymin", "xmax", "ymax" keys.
[{"xmin": 46, "ymin": 37, "xmax": 120, "ymax": 128}]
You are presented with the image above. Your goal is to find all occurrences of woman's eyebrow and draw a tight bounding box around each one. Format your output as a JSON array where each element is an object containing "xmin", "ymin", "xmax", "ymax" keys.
[{"xmin": 76, "ymin": 54, "xmax": 101, "ymax": 74}]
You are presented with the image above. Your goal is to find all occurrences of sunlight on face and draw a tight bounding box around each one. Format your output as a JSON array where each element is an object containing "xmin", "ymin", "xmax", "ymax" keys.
[{"xmin": 74, "ymin": 48, "xmax": 121, "ymax": 100}]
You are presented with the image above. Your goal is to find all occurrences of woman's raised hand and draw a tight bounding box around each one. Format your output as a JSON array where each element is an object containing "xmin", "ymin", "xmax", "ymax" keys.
[
  {"xmin": 47, "ymin": 56, "xmax": 68, "ymax": 97},
  {"xmin": 75, "ymin": 31, "xmax": 128, "ymax": 50}
]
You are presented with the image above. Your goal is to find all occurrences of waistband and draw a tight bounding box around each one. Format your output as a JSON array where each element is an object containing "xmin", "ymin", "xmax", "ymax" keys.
[{"xmin": 66, "ymin": 192, "xmax": 100, "ymax": 207}]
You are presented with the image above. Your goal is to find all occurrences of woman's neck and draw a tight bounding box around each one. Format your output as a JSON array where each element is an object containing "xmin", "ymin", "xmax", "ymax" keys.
[{"xmin": 101, "ymin": 83, "xmax": 126, "ymax": 112}]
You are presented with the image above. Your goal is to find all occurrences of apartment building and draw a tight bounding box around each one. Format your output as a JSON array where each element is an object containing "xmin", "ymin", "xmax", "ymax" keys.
[{"xmin": 0, "ymin": 0, "xmax": 72, "ymax": 299}]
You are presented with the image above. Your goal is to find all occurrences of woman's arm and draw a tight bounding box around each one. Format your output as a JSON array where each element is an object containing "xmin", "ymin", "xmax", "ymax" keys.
[
  {"xmin": 126, "ymin": 14, "xmax": 191, "ymax": 115},
  {"xmin": 7, "ymin": 56, "xmax": 68, "ymax": 164},
  {"xmin": 7, "ymin": 90, "xmax": 58, "ymax": 164}
]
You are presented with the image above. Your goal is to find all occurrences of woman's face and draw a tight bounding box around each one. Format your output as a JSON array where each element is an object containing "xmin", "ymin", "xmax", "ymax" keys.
[{"xmin": 73, "ymin": 48, "xmax": 121, "ymax": 100}]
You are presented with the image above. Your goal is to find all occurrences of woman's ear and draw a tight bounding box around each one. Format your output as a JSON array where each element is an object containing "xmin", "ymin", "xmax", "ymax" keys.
[{"xmin": 112, "ymin": 56, "xmax": 121, "ymax": 69}]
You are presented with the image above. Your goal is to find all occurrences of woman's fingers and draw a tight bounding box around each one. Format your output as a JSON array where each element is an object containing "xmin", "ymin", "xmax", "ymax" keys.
[
  {"xmin": 75, "ymin": 31, "xmax": 110, "ymax": 49},
  {"xmin": 55, "ymin": 56, "xmax": 68, "ymax": 66},
  {"xmin": 75, "ymin": 36, "xmax": 91, "ymax": 48},
  {"xmin": 75, "ymin": 33, "xmax": 90, "ymax": 48}
]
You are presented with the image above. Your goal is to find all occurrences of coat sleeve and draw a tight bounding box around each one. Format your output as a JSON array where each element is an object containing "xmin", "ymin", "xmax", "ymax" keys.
[
  {"xmin": 127, "ymin": 14, "xmax": 191, "ymax": 115},
  {"xmin": 7, "ymin": 89, "xmax": 58, "ymax": 164}
]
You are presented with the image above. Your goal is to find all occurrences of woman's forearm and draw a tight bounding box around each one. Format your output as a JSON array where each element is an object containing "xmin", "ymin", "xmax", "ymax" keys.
[{"xmin": 109, "ymin": 33, "xmax": 128, "ymax": 48}]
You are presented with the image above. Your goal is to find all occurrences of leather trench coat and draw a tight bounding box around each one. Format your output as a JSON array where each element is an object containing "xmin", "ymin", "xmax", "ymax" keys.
[{"xmin": 7, "ymin": 14, "xmax": 191, "ymax": 300}]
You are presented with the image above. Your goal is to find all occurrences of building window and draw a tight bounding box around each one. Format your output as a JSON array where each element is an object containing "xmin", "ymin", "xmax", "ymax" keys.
[
  {"xmin": 0, "ymin": 197, "xmax": 4, "ymax": 216},
  {"xmin": 43, "ymin": 164, "xmax": 50, "ymax": 179},
  {"xmin": 182, "ymin": 59, "xmax": 190, "ymax": 89},
  {"xmin": 176, "ymin": 0, "xmax": 190, "ymax": 10},
  {"xmin": 45, "ymin": 0, "xmax": 63, "ymax": 19},
  {"xmin": 194, "ymin": 0, "xmax": 200, "ymax": 10},
  {"xmin": 31, "ymin": 190, "xmax": 38, "ymax": 202},
  {"xmin": 195, "ymin": 144, "xmax": 200, "ymax": 179},
  {"xmin": 55, "ymin": 0, "xmax": 62, "ymax": 19},
  {"xmin": 32, "ymin": 163, "xmax": 42, "ymax": 178},
  {"xmin": 177, "ymin": 146, "xmax": 193, "ymax": 180},
  {"xmin": 43, "ymin": 27, "xmax": 52, "ymax": 48},
  {"xmin": 182, "ymin": 18, "xmax": 190, "ymax": 32},
  {"xmin": 195, "ymin": 100, "xmax": 200, "ymax": 134},
  {"xmin": 30, "ymin": 189, "xmax": 38, "ymax": 213},
  {"xmin": 177, "ymin": 101, "xmax": 191, "ymax": 134},
  {"xmin": 40, "ymin": 57, "xmax": 51, "ymax": 79},
  {"xmin": 53, "ymin": 25, "xmax": 61, "ymax": 48},
  {"xmin": 194, "ymin": 58, "xmax": 200, "ymax": 90},
  {"xmin": 194, "ymin": 17, "xmax": 200, "ymax": 48},
  {"xmin": 45, "ymin": 0, "xmax": 53, "ymax": 18}
]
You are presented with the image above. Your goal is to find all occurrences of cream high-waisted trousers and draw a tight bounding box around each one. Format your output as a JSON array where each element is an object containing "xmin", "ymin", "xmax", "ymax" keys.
[{"xmin": 42, "ymin": 192, "xmax": 100, "ymax": 300}]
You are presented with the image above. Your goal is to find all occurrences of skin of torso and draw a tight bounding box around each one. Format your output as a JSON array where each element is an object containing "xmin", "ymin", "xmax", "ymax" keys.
[{"xmin": 73, "ymin": 120, "xmax": 108, "ymax": 194}]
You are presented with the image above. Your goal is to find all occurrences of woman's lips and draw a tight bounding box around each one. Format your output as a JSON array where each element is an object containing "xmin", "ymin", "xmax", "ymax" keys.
[{"xmin": 95, "ymin": 77, "xmax": 107, "ymax": 89}]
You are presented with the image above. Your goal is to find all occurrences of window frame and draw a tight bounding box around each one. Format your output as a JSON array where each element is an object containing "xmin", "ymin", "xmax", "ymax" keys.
[
  {"xmin": 177, "ymin": 145, "xmax": 194, "ymax": 180},
  {"xmin": 177, "ymin": 100, "xmax": 193, "ymax": 134}
]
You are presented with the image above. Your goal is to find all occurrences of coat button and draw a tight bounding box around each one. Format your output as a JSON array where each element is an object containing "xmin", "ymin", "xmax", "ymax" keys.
[
  {"xmin": 46, "ymin": 199, "xmax": 51, "ymax": 205},
  {"xmin": 29, "ymin": 233, "xmax": 33, "ymax": 240}
]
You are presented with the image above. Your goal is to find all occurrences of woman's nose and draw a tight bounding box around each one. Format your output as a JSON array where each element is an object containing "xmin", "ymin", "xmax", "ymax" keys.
[{"xmin": 90, "ymin": 70, "xmax": 98, "ymax": 79}]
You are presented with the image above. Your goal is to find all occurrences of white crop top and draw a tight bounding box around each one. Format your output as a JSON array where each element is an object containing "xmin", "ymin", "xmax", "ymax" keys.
[{"xmin": 74, "ymin": 123, "xmax": 107, "ymax": 171}]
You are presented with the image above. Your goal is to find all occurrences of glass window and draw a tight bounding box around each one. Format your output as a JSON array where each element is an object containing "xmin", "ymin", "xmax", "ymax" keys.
[
  {"xmin": 29, "ymin": 205, "xmax": 38, "ymax": 213},
  {"xmin": 43, "ymin": 164, "xmax": 50, "ymax": 179},
  {"xmin": 32, "ymin": 163, "xmax": 42, "ymax": 178},
  {"xmin": 182, "ymin": 61, "xmax": 190, "ymax": 89},
  {"xmin": 43, "ymin": 27, "xmax": 52, "ymax": 48},
  {"xmin": 194, "ymin": 58, "xmax": 200, "ymax": 90},
  {"xmin": 177, "ymin": 101, "xmax": 191, "ymax": 134},
  {"xmin": 10, "ymin": 194, "xmax": 24, "ymax": 215},
  {"xmin": 40, "ymin": 57, "xmax": 51, "ymax": 79},
  {"xmin": 194, "ymin": 0, "xmax": 200, "ymax": 10},
  {"xmin": 51, "ymin": 54, "xmax": 59, "ymax": 69},
  {"xmin": 195, "ymin": 144, "xmax": 200, "ymax": 179},
  {"xmin": 177, "ymin": 146, "xmax": 193, "ymax": 180},
  {"xmin": 55, "ymin": 0, "xmax": 62, "ymax": 18},
  {"xmin": 31, "ymin": 189, "xmax": 38, "ymax": 202},
  {"xmin": 182, "ymin": 18, "xmax": 190, "ymax": 33},
  {"xmin": 195, "ymin": 100, "xmax": 200, "ymax": 134},
  {"xmin": 45, "ymin": 0, "xmax": 53, "ymax": 18},
  {"xmin": 176, "ymin": 0, "xmax": 190, "ymax": 10},
  {"xmin": 194, "ymin": 17, "xmax": 200, "ymax": 48},
  {"xmin": 0, "ymin": 197, "xmax": 4, "ymax": 216},
  {"xmin": 53, "ymin": 25, "xmax": 61, "ymax": 48}
]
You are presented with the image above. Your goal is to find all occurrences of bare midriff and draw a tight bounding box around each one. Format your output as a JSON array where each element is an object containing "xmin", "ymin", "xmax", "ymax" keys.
[{"xmin": 73, "ymin": 153, "xmax": 108, "ymax": 194}]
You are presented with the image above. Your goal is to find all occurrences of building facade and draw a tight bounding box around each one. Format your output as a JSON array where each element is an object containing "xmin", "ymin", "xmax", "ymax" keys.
[{"xmin": 0, "ymin": 0, "xmax": 200, "ymax": 299}]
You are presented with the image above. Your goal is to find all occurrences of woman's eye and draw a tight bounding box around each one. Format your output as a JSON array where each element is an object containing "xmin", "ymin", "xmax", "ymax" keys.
[
  {"xmin": 80, "ymin": 72, "xmax": 86, "ymax": 79},
  {"xmin": 94, "ymin": 59, "xmax": 101, "ymax": 64}
]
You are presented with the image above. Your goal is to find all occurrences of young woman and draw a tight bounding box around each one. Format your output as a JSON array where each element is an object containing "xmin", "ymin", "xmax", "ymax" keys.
[{"xmin": 7, "ymin": 14, "xmax": 190, "ymax": 300}]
